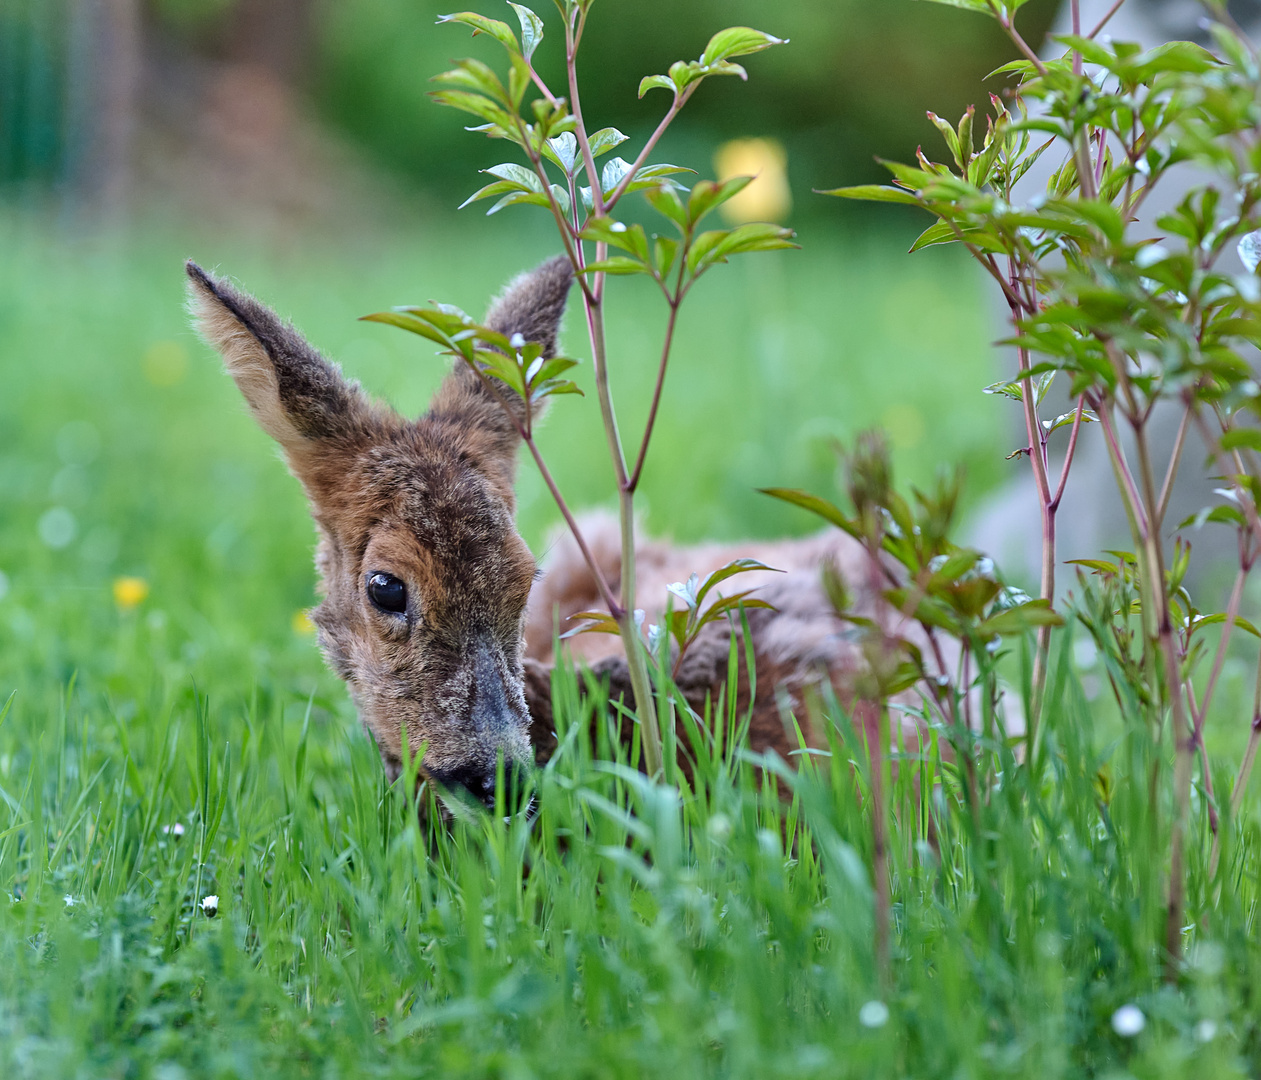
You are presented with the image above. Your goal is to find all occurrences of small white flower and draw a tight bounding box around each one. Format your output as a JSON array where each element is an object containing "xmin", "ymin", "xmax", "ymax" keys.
[
  {"xmin": 706, "ymin": 813, "xmax": 732, "ymax": 843},
  {"xmin": 1195, "ymin": 1019, "xmax": 1218, "ymax": 1043},
  {"xmin": 509, "ymin": 332, "xmax": 526, "ymax": 350},
  {"xmin": 859, "ymin": 1000, "xmax": 890, "ymax": 1028},
  {"xmin": 161, "ymin": 823, "xmax": 185, "ymax": 838},
  {"xmin": 1111, "ymin": 1003, "xmax": 1146, "ymax": 1037},
  {"xmin": 201, "ymin": 894, "xmax": 219, "ymax": 918},
  {"xmin": 63, "ymin": 894, "xmax": 78, "ymax": 908}
]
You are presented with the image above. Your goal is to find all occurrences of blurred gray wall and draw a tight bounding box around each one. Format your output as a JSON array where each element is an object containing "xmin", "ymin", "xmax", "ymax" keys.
[{"xmin": 967, "ymin": 0, "xmax": 1261, "ymax": 592}]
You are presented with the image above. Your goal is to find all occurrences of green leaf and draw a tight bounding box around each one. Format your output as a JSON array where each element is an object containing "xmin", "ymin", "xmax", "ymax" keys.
[
  {"xmin": 645, "ymin": 185, "xmax": 688, "ymax": 229},
  {"xmin": 485, "ymin": 188, "xmax": 568, "ymax": 216},
  {"xmin": 758, "ymin": 488, "xmax": 860, "ymax": 538},
  {"xmin": 638, "ymin": 74, "xmax": 675, "ymax": 99},
  {"xmin": 482, "ymin": 161, "xmax": 543, "ymax": 190},
  {"xmin": 458, "ymin": 179, "xmax": 525, "ymax": 209},
  {"xmin": 1044, "ymin": 409, "xmax": 1097, "ymax": 433},
  {"xmin": 431, "ymin": 59, "xmax": 509, "ymax": 101},
  {"xmin": 668, "ymin": 59, "xmax": 701, "ymax": 91},
  {"xmin": 653, "ymin": 236, "xmax": 678, "ymax": 278},
  {"xmin": 695, "ymin": 593, "xmax": 776, "ymax": 631},
  {"xmin": 543, "ymin": 132, "xmax": 578, "ymax": 174},
  {"xmin": 978, "ymin": 600, "xmax": 1063, "ymax": 638},
  {"xmin": 926, "ymin": 111, "xmax": 962, "ymax": 169},
  {"xmin": 473, "ymin": 348, "xmax": 526, "ymax": 396},
  {"xmin": 588, "ymin": 127, "xmax": 629, "ymax": 159},
  {"xmin": 507, "ymin": 54, "xmax": 531, "ymax": 108},
  {"xmin": 909, "ymin": 220, "xmax": 1005, "ymax": 254},
  {"xmin": 429, "ymin": 89, "xmax": 516, "ymax": 128},
  {"xmin": 1066, "ymin": 558, "xmax": 1119, "ymax": 576},
  {"xmin": 817, "ymin": 184, "xmax": 923, "ymax": 206},
  {"xmin": 531, "ymin": 377, "xmax": 584, "ymax": 401},
  {"xmin": 695, "ymin": 558, "xmax": 783, "ymax": 608},
  {"xmin": 360, "ymin": 310, "xmax": 457, "ymax": 348},
  {"xmin": 437, "ymin": 12, "xmax": 519, "ymax": 52},
  {"xmin": 698, "ymin": 60, "xmax": 748, "ymax": 81},
  {"xmin": 699, "ymin": 26, "xmax": 787, "ymax": 67},
  {"xmin": 1179, "ymin": 504, "xmax": 1247, "ymax": 530},
  {"xmin": 926, "ymin": 551, "xmax": 980, "ymax": 589},
  {"xmin": 506, "ymin": 3, "xmax": 543, "ymax": 60},
  {"xmin": 576, "ymin": 257, "xmax": 649, "ymax": 275},
  {"xmin": 527, "ymin": 355, "xmax": 578, "ymax": 388},
  {"xmin": 579, "ymin": 217, "xmax": 648, "ymax": 259},
  {"xmin": 1220, "ymin": 428, "xmax": 1261, "ymax": 452},
  {"xmin": 687, "ymin": 176, "xmax": 753, "ymax": 225},
  {"xmin": 1191, "ymin": 613, "xmax": 1261, "ymax": 640},
  {"xmin": 687, "ymin": 223, "xmax": 796, "ymax": 275},
  {"xmin": 560, "ymin": 611, "xmax": 621, "ymax": 639}
]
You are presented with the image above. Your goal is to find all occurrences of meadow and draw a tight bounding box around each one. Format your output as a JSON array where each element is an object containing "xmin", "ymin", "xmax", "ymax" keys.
[{"xmin": 0, "ymin": 204, "xmax": 1258, "ymax": 1077}]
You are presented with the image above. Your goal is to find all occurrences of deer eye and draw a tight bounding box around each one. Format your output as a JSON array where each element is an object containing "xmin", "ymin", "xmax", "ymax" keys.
[{"xmin": 366, "ymin": 572, "xmax": 407, "ymax": 614}]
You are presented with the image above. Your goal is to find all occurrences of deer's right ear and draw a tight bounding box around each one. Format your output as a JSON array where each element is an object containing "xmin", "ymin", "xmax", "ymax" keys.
[{"xmin": 185, "ymin": 261, "xmax": 379, "ymax": 455}]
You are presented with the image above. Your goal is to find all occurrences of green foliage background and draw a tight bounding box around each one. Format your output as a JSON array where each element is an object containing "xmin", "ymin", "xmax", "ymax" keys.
[{"xmin": 313, "ymin": 0, "xmax": 1060, "ymax": 196}]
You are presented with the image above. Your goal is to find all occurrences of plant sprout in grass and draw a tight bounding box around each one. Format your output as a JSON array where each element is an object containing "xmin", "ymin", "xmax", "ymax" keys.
[
  {"xmin": 826, "ymin": 0, "xmax": 1261, "ymax": 977},
  {"xmin": 365, "ymin": 2, "xmax": 794, "ymax": 777}
]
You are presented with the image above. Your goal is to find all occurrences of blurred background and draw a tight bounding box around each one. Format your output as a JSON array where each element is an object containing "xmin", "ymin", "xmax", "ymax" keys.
[{"xmin": 0, "ymin": 0, "xmax": 1067, "ymax": 699}]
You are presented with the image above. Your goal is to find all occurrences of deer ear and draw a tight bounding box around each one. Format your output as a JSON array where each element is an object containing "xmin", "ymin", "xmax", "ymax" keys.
[
  {"xmin": 484, "ymin": 254, "xmax": 573, "ymax": 358},
  {"xmin": 185, "ymin": 261, "xmax": 381, "ymax": 454}
]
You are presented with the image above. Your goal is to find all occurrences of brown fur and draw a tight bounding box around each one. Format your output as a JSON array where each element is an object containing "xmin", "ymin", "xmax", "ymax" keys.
[{"xmin": 186, "ymin": 257, "xmax": 929, "ymax": 805}]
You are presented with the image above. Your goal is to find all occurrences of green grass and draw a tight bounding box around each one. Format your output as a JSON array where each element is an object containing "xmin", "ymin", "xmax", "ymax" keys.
[{"xmin": 1, "ymin": 206, "xmax": 1259, "ymax": 1077}]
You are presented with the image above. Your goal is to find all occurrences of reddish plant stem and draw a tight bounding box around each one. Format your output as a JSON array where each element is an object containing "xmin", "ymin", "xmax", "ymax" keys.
[
  {"xmin": 1089, "ymin": 0, "xmax": 1127, "ymax": 39},
  {"xmin": 1050, "ymin": 396, "xmax": 1088, "ymax": 511},
  {"xmin": 989, "ymin": 0, "xmax": 1049, "ymax": 76},
  {"xmin": 1071, "ymin": 0, "xmax": 1082, "ymax": 74},
  {"xmin": 1156, "ymin": 404, "xmax": 1192, "ymax": 525},
  {"xmin": 560, "ymin": 27, "xmax": 667, "ymax": 776},
  {"xmin": 565, "ymin": 9, "xmax": 604, "ymax": 221},
  {"xmin": 1013, "ymin": 335, "xmax": 1055, "ymax": 745},
  {"xmin": 628, "ymin": 299, "xmax": 680, "ymax": 492},
  {"xmin": 1093, "ymin": 399, "xmax": 1149, "ymax": 537},
  {"xmin": 604, "ymin": 86, "xmax": 696, "ymax": 214}
]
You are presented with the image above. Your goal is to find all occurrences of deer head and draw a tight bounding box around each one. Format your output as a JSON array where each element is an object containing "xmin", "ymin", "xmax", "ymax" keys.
[{"xmin": 185, "ymin": 257, "xmax": 573, "ymax": 809}]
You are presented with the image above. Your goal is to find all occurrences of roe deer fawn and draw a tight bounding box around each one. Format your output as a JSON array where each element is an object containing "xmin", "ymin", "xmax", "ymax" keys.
[{"xmin": 186, "ymin": 256, "xmax": 935, "ymax": 809}]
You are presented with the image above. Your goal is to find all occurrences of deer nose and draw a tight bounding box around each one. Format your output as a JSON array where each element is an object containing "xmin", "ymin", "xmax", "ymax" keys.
[{"xmin": 429, "ymin": 760, "xmax": 533, "ymax": 813}]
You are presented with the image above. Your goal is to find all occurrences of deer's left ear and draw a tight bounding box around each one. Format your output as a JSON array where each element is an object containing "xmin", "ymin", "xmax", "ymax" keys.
[{"xmin": 186, "ymin": 261, "xmax": 386, "ymax": 458}]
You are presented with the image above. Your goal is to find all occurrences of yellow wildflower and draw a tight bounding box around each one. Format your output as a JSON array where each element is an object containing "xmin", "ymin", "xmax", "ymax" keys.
[
  {"xmin": 292, "ymin": 609, "xmax": 316, "ymax": 636},
  {"xmin": 113, "ymin": 577, "xmax": 149, "ymax": 609}
]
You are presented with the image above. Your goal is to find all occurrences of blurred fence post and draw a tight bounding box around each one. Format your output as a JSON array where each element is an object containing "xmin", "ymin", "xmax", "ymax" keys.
[{"xmin": 64, "ymin": 0, "xmax": 140, "ymax": 218}]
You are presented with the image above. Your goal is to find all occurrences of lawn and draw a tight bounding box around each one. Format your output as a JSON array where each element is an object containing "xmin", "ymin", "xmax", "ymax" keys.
[{"xmin": 0, "ymin": 205, "xmax": 1256, "ymax": 1077}]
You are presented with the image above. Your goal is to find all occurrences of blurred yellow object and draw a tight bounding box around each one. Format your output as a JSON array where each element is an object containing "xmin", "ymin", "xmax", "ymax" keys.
[
  {"xmin": 712, "ymin": 138, "xmax": 792, "ymax": 224},
  {"xmin": 113, "ymin": 577, "xmax": 149, "ymax": 609},
  {"xmin": 292, "ymin": 609, "xmax": 317, "ymax": 636},
  {"xmin": 143, "ymin": 340, "xmax": 189, "ymax": 387}
]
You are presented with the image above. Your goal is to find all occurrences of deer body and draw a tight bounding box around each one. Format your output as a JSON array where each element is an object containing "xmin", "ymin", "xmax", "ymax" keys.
[{"xmin": 187, "ymin": 257, "xmax": 907, "ymax": 806}]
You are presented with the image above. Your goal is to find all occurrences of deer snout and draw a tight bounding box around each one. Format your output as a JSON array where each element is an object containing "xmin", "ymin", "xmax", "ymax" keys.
[
  {"xmin": 427, "ymin": 760, "xmax": 534, "ymax": 813},
  {"xmin": 423, "ymin": 639, "xmax": 534, "ymax": 812}
]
